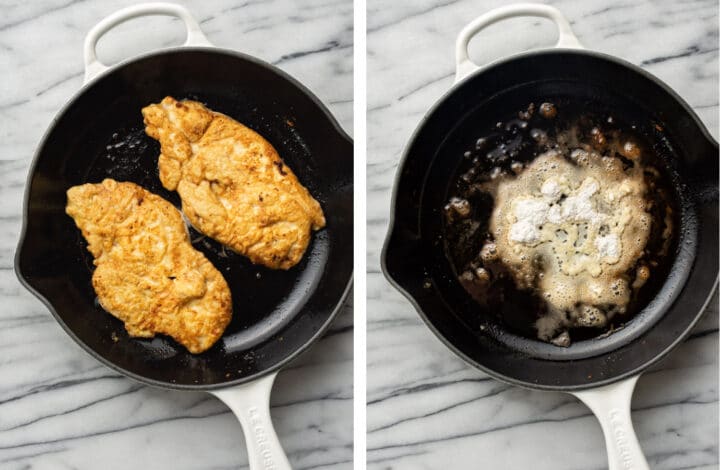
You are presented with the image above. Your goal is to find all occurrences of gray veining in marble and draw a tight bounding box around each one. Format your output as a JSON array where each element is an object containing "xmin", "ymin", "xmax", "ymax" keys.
[
  {"xmin": 367, "ymin": 1, "xmax": 718, "ymax": 469},
  {"xmin": 0, "ymin": 1, "xmax": 352, "ymax": 469}
]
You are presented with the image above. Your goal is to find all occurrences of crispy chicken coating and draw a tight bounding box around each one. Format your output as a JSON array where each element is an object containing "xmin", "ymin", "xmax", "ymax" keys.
[
  {"xmin": 66, "ymin": 179, "xmax": 232, "ymax": 353},
  {"xmin": 142, "ymin": 97, "xmax": 325, "ymax": 269}
]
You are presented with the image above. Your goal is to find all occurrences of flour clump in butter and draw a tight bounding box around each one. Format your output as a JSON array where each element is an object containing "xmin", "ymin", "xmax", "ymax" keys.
[{"xmin": 484, "ymin": 148, "xmax": 651, "ymax": 341}]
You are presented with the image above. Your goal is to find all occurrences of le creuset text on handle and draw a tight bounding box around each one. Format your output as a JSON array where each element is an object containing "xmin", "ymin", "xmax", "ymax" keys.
[
  {"xmin": 213, "ymin": 373, "xmax": 292, "ymax": 470},
  {"xmin": 573, "ymin": 375, "xmax": 650, "ymax": 470}
]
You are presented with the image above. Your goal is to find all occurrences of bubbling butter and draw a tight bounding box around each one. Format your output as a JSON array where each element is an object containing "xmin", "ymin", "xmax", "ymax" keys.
[{"xmin": 485, "ymin": 149, "xmax": 651, "ymax": 341}]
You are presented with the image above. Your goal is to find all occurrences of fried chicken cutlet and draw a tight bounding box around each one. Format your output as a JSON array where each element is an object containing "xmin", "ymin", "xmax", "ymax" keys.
[
  {"xmin": 66, "ymin": 179, "xmax": 231, "ymax": 354},
  {"xmin": 142, "ymin": 97, "xmax": 325, "ymax": 270}
]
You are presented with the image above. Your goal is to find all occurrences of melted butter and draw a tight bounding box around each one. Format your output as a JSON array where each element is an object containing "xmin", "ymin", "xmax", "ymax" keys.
[{"xmin": 485, "ymin": 149, "xmax": 651, "ymax": 340}]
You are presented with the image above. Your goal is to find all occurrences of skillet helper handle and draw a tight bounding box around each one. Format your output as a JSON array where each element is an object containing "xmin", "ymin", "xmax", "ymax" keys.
[
  {"xmin": 572, "ymin": 376, "xmax": 650, "ymax": 470},
  {"xmin": 83, "ymin": 2, "xmax": 212, "ymax": 83},
  {"xmin": 455, "ymin": 3, "xmax": 583, "ymax": 83},
  {"xmin": 211, "ymin": 373, "xmax": 292, "ymax": 470}
]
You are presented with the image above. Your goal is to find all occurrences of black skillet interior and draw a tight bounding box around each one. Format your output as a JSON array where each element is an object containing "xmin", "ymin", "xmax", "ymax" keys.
[
  {"xmin": 16, "ymin": 48, "xmax": 353, "ymax": 390},
  {"xmin": 383, "ymin": 50, "xmax": 718, "ymax": 390}
]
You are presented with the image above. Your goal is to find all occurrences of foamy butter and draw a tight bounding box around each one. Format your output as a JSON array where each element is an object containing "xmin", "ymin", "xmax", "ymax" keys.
[
  {"xmin": 485, "ymin": 149, "xmax": 651, "ymax": 341},
  {"xmin": 508, "ymin": 175, "xmax": 621, "ymax": 270}
]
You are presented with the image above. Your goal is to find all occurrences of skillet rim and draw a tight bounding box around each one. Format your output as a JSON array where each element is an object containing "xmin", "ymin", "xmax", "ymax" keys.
[
  {"xmin": 15, "ymin": 45, "xmax": 354, "ymax": 391},
  {"xmin": 381, "ymin": 47, "xmax": 719, "ymax": 392}
]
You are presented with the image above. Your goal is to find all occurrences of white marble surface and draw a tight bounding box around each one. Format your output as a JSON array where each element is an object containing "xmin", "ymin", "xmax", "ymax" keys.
[
  {"xmin": 367, "ymin": 1, "xmax": 718, "ymax": 469},
  {"xmin": 0, "ymin": 1, "xmax": 352, "ymax": 469}
]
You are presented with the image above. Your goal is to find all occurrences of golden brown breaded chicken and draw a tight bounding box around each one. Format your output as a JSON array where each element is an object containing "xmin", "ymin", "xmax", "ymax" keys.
[
  {"xmin": 142, "ymin": 97, "xmax": 325, "ymax": 270},
  {"xmin": 66, "ymin": 179, "xmax": 232, "ymax": 354}
]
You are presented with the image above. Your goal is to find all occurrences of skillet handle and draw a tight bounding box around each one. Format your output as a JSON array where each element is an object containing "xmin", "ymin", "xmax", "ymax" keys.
[
  {"xmin": 571, "ymin": 375, "xmax": 650, "ymax": 470},
  {"xmin": 83, "ymin": 2, "xmax": 212, "ymax": 83},
  {"xmin": 211, "ymin": 372, "xmax": 293, "ymax": 470},
  {"xmin": 455, "ymin": 3, "xmax": 583, "ymax": 83}
]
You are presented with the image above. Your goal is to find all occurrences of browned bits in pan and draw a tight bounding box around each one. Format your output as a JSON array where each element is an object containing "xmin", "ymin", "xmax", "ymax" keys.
[
  {"xmin": 480, "ymin": 242, "xmax": 498, "ymax": 262},
  {"xmin": 590, "ymin": 127, "xmax": 606, "ymax": 149},
  {"xmin": 622, "ymin": 141, "xmax": 641, "ymax": 160},
  {"xmin": 444, "ymin": 197, "xmax": 471, "ymax": 221},
  {"xmin": 539, "ymin": 102, "xmax": 557, "ymax": 119},
  {"xmin": 530, "ymin": 128, "xmax": 548, "ymax": 145},
  {"xmin": 475, "ymin": 267, "xmax": 491, "ymax": 283},
  {"xmin": 550, "ymin": 331, "xmax": 570, "ymax": 347},
  {"xmin": 475, "ymin": 137, "xmax": 490, "ymax": 150},
  {"xmin": 518, "ymin": 102, "xmax": 535, "ymax": 120},
  {"xmin": 632, "ymin": 265, "xmax": 651, "ymax": 289}
]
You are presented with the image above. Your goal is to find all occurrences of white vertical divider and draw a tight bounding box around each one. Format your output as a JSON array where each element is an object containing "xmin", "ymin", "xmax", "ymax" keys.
[{"xmin": 353, "ymin": 0, "xmax": 367, "ymax": 468}]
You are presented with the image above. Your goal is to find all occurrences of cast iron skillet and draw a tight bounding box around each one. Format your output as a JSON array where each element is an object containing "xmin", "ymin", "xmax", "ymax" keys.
[
  {"xmin": 382, "ymin": 5, "xmax": 717, "ymax": 470},
  {"xmin": 14, "ymin": 5, "xmax": 352, "ymax": 470}
]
